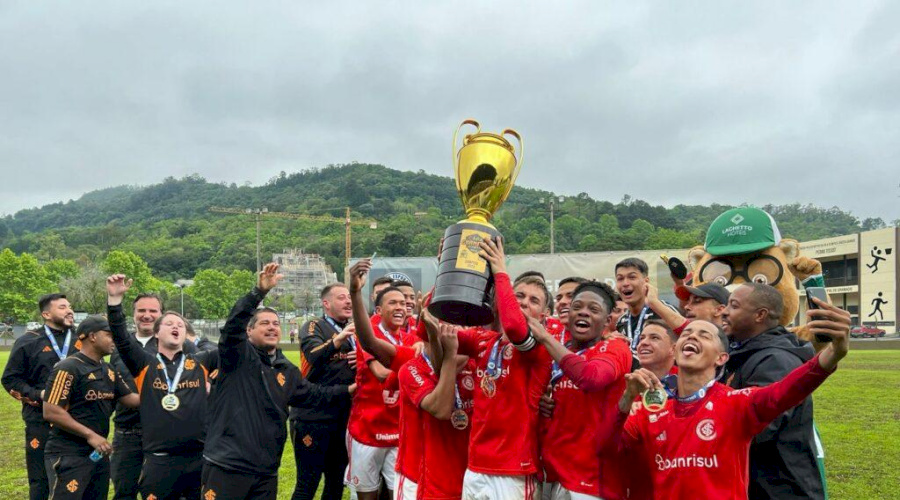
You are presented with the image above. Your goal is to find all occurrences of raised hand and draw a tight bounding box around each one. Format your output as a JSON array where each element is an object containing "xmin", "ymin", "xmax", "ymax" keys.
[
  {"xmin": 439, "ymin": 323, "xmax": 459, "ymax": 355},
  {"xmin": 623, "ymin": 368, "xmax": 662, "ymax": 400},
  {"xmin": 526, "ymin": 316, "xmax": 553, "ymax": 345},
  {"xmin": 257, "ymin": 263, "xmax": 284, "ymax": 293},
  {"xmin": 348, "ymin": 259, "xmax": 372, "ymax": 294},
  {"xmin": 106, "ymin": 274, "xmax": 133, "ymax": 306},
  {"xmin": 477, "ymin": 236, "xmax": 507, "ymax": 275},
  {"xmin": 808, "ymin": 299, "xmax": 852, "ymax": 370}
]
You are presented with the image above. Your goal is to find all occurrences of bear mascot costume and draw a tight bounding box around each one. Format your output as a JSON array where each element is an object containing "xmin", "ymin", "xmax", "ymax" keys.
[{"xmin": 686, "ymin": 206, "xmax": 826, "ymax": 345}]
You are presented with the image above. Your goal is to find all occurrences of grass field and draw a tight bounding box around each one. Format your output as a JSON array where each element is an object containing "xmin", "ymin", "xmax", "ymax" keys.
[{"xmin": 1, "ymin": 350, "xmax": 898, "ymax": 499}]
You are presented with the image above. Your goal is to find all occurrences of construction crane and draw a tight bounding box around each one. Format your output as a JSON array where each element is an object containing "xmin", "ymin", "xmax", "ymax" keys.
[{"xmin": 208, "ymin": 206, "xmax": 378, "ymax": 271}]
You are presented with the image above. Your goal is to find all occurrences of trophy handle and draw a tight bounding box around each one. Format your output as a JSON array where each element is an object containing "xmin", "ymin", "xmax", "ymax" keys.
[
  {"xmin": 502, "ymin": 128, "xmax": 524, "ymax": 184},
  {"xmin": 453, "ymin": 119, "xmax": 481, "ymax": 191}
]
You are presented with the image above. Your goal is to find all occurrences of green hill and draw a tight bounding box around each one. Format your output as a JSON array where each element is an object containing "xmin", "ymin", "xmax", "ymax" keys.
[{"xmin": 0, "ymin": 163, "xmax": 881, "ymax": 283}]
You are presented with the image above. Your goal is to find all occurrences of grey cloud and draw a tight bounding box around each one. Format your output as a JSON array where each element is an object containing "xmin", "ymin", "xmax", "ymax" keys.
[{"xmin": 0, "ymin": 1, "xmax": 897, "ymax": 223}]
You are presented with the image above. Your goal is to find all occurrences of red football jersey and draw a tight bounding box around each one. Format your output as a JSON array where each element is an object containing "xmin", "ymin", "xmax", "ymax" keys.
[
  {"xmin": 541, "ymin": 338, "xmax": 632, "ymax": 498},
  {"xmin": 620, "ymin": 356, "xmax": 832, "ymax": 500},
  {"xmin": 418, "ymin": 359, "xmax": 476, "ymax": 500},
  {"xmin": 347, "ymin": 321, "xmax": 405, "ymax": 447},
  {"xmin": 453, "ymin": 272, "xmax": 551, "ymax": 476},
  {"xmin": 545, "ymin": 317, "xmax": 568, "ymax": 345},
  {"xmin": 396, "ymin": 355, "xmax": 430, "ymax": 482}
]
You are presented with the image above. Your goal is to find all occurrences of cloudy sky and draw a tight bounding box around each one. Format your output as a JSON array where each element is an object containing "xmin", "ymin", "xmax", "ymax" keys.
[{"xmin": 1, "ymin": 1, "xmax": 898, "ymax": 222}]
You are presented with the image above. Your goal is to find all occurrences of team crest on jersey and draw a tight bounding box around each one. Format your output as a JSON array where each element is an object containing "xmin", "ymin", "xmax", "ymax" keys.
[
  {"xmin": 277, "ymin": 373, "xmax": 286, "ymax": 386},
  {"xmin": 503, "ymin": 344, "xmax": 514, "ymax": 360},
  {"xmin": 649, "ymin": 414, "xmax": 658, "ymax": 423},
  {"xmin": 204, "ymin": 489, "xmax": 217, "ymax": 500},
  {"xmin": 461, "ymin": 375, "xmax": 475, "ymax": 391},
  {"xmin": 147, "ymin": 495, "xmax": 157, "ymax": 500},
  {"xmin": 184, "ymin": 359, "xmax": 196, "ymax": 370},
  {"xmin": 382, "ymin": 389, "xmax": 399, "ymax": 405},
  {"xmin": 66, "ymin": 480, "xmax": 79, "ymax": 493},
  {"xmin": 303, "ymin": 434, "xmax": 313, "ymax": 447},
  {"xmin": 308, "ymin": 322, "xmax": 316, "ymax": 334},
  {"xmin": 107, "ymin": 368, "xmax": 115, "ymax": 381},
  {"xmin": 29, "ymin": 438, "xmax": 40, "ymax": 449},
  {"xmin": 696, "ymin": 419, "xmax": 717, "ymax": 441}
]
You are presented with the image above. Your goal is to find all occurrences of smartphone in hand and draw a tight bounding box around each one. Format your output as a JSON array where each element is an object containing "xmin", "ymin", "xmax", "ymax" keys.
[{"xmin": 806, "ymin": 287, "xmax": 832, "ymax": 343}]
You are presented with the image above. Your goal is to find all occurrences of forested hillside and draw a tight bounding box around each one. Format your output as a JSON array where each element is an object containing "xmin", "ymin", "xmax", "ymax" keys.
[{"xmin": 0, "ymin": 163, "xmax": 887, "ymax": 283}]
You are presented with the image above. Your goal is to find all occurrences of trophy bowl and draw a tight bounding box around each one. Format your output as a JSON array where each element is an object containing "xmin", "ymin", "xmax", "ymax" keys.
[{"xmin": 428, "ymin": 119, "xmax": 523, "ymax": 326}]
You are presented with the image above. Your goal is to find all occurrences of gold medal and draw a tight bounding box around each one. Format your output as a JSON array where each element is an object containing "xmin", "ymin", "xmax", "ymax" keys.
[
  {"xmin": 161, "ymin": 394, "xmax": 180, "ymax": 412},
  {"xmin": 451, "ymin": 409, "xmax": 469, "ymax": 430},
  {"xmin": 642, "ymin": 388, "xmax": 667, "ymax": 413},
  {"xmin": 480, "ymin": 376, "xmax": 496, "ymax": 398}
]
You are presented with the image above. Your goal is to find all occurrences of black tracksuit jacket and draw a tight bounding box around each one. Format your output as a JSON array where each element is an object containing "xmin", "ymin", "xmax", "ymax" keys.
[
  {"xmin": 724, "ymin": 326, "xmax": 825, "ymax": 500},
  {"xmin": 203, "ymin": 288, "xmax": 351, "ymax": 475}
]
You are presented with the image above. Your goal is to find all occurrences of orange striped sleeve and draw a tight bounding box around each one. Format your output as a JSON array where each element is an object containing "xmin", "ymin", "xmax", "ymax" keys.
[
  {"xmin": 46, "ymin": 370, "xmax": 73, "ymax": 406},
  {"xmin": 133, "ymin": 366, "xmax": 150, "ymax": 396}
]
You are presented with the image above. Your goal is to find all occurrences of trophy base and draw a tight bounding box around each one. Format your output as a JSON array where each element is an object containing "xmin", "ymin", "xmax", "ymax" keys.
[{"xmin": 428, "ymin": 222, "xmax": 502, "ymax": 326}]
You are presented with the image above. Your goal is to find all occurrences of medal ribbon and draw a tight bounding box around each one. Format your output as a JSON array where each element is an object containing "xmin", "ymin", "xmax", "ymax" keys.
[
  {"xmin": 44, "ymin": 325, "xmax": 72, "ymax": 361},
  {"xmin": 156, "ymin": 353, "xmax": 186, "ymax": 395},
  {"xmin": 422, "ymin": 352, "xmax": 463, "ymax": 410},
  {"xmin": 486, "ymin": 339, "xmax": 504, "ymax": 379},
  {"xmin": 326, "ymin": 316, "xmax": 355, "ymax": 349},
  {"xmin": 662, "ymin": 375, "xmax": 716, "ymax": 403},
  {"xmin": 627, "ymin": 306, "xmax": 651, "ymax": 350},
  {"xmin": 378, "ymin": 324, "xmax": 400, "ymax": 346}
]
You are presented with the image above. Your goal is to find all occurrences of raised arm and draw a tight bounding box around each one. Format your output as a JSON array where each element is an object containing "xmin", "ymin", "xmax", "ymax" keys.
[
  {"xmin": 419, "ymin": 325, "xmax": 460, "ymax": 420},
  {"xmin": 747, "ymin": 300, "xmax": 849, "ymax": 427},
  {"xmin": 530, "ymin": 317, "xmax": 630, "ymax": 392},
  {"xmin": 478, "ymin": 237, "xmax": 531, "ymax": 347},
  {"xmin": 106, "ymin": 274, "xmax": 153, "ymax": 376},
  {"xmin": 646, "ymin": 284, "xmax": 688, "ymax": 332},
  {"xmin": 221, "ymin": 264, "xmax": 281, "ymax": 348},
  {"xmin": 348, "ymin": 259, "xmax": 398, "ymax": 366}
]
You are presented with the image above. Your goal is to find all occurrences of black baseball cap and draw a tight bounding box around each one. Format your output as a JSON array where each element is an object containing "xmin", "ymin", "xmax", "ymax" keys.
[
  {"xmin": 675, "ymin": 283, "xmax": 730, "ymax": 305},
  {"xmin": 76, "ymin": 316, "xmax": 110, "ymax": 339}
]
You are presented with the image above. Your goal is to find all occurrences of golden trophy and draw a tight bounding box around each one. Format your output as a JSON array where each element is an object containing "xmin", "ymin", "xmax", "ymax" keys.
[{"xmin": 428, "ymin": 119, "xmax": 524, "ymax": 326}]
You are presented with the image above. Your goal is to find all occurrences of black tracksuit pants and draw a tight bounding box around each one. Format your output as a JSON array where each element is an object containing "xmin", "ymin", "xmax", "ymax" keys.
[
  {"xmin": 25, "ymin": 421, "xmax": 50, "ymax": 500},
  {"xmin": 110, "ymin": 428, "xmax": 143, "ymax": 500},
  {"xmin": 202, "ymin": 461, "xmax": 278, "ymax": 500},
  {"xmin": 290, "ymin": 419, "xmax": 349, "ymax": 500}
]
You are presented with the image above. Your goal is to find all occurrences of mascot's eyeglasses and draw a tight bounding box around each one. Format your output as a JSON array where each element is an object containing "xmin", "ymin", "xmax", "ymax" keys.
[{"xmin": 698, "ymin": 255, "xmax": 784, "ymax": 287}]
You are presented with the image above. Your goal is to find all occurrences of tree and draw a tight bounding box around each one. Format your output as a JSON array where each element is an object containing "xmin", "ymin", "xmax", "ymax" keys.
[
  {"xmin": 188, "ymin": 269, "xmax": 232, "ymax": 320},
  {"xmin": 59, "ymin": 263, "xmax": 107, "ymax": 314},
  {"xmin": 45, "ymin": 259, "xmax": 80, "ymax": 284},
  {"xmin": 0, "ymin": 249, "xmax": 54, "ymax": 322},
  {"xmin": 102, "ymin": 250, "xmax": 167, "ymax": 304}
]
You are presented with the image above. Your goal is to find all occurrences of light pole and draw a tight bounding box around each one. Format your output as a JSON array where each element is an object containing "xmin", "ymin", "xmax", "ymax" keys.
[
  {"xmin": 174, "ymin": 279, "xmax": 193, "ymax": 316},
  {"xmin": 244, "ymin": 208, "xmax": 268, "ymax": 273},
  {"xmin": 539, "ymin": 196, "xmax": 565, "ymax": 254}
]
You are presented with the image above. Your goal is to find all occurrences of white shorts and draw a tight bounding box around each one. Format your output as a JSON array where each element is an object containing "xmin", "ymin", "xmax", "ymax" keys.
[
  {"xmin": 545, "ymin": 482, "xmax": 603, "ymax": 500},
  {"xmin": 347, "ymin": 436, "xmax": 397, "ymax": 493},
  {"xmin": 462, "ymin": 469, "xmax": 540, "ymax": 500},
  {"xmin": 393, "ymin": 473, "xmax": 418, "ymax": 500}
]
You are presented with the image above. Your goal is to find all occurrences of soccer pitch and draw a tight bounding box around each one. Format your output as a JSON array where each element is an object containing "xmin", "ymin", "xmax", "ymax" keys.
[{"xmin": 0, "ymin": 350, "xmax": 897, "ymax": 499}]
